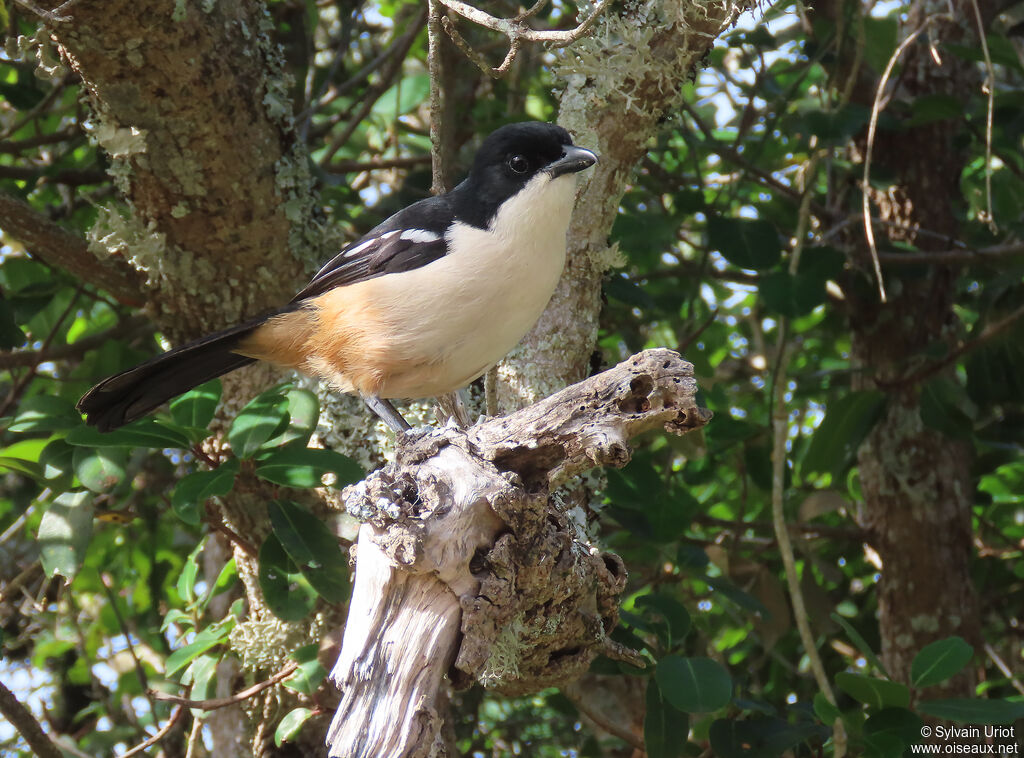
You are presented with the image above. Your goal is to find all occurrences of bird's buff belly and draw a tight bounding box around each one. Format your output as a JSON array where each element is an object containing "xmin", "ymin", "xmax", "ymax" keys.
[{"xmin": 238, "ymin": 250, "xmax": 564, "ymax": 399}]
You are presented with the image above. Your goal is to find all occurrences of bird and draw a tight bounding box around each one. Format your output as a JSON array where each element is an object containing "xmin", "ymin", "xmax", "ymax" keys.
[{"xmin": 77, "ymin": 122, "xmax": 598, "ymax": 433}]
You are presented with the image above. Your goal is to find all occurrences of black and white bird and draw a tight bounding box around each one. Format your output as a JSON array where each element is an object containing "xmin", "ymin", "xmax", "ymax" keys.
[{"xmin": 77, "ymin": 122, "xmax": 597, "ymax": 432}]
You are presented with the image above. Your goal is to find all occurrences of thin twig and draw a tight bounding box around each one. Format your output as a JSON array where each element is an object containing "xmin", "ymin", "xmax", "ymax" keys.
[
  {"xmin": 150, "ymin": 661, "xmax": 299, "ymax": 711},
  {"xmin": 968, "ymin": 0, "xmax": 996, "ymax": 233},
  {"xmin": 877, "ymin": 241, "xmax": 1024, "ymax": 266},
  {"xmin": 0, "ymin": 75, "xmax": 72, "ymax": 142},
  {"xmin": 436, "ymin": 0, "xmax": 612, "ymax": 77},
  {"xmin": 770, "ymin": 152, "xmax": 847, "ymax": 757},
  {"xmin": 890, "ymin": 300, "xmax": 1024, "ymax": 388},
  {"xmin": 0, "ymin": 679, "xmax": 63, "ymax": 758},
  {"xmin": 323, "ymin": 154, "xmax": 431, "ymax": 174},
  {"xmin": 0, "ymin": 316, "xmax": 152, "ymax": 369},
  {"xmin": 99, "ymin": 572, "xmax": 159, "ymax": 719},
  {"xmin": 317, "ymin": 6, "xmax": 428, "ymax": 167},
  {"xmin": 116, "ymin": 706, "xmax": 185, "ymax": 758},
  {"xmin": 861, "ymin": 18, "xmax": 948, "ymax": 304},
  {"xmin": 436, "ymin": 0, "xmax": 612, "ymax": 44},
  {"xmin": 984, "ymin": 643, "xmax": 1024, "ymax": 697}
]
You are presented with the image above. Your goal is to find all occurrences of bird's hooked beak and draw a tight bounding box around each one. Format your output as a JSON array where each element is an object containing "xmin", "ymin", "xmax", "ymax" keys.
[{"xmin": 547, "ymin": 145, "xmax": 598, "ymax": 178}]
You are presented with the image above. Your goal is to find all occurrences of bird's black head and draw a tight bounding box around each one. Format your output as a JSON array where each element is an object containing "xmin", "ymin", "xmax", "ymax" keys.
[{"xmin": 455, "ymin": 122, "xmax": 597, "ymax": 229}]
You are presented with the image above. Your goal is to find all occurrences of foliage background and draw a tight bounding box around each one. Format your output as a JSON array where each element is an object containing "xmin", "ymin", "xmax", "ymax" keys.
[{"xmin": 0, "ymin": 0, "xmax": 1022, "ymax": 756}]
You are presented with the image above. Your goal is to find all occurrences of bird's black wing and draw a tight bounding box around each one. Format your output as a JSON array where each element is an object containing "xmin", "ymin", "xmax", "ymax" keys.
[{"xmin": 292, "ymin": 193, "xmax": 456, "ymax": 302}]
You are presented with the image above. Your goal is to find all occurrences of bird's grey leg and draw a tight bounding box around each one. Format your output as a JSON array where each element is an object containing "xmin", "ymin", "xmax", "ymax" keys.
[
  {"xmin": 363, "ymin": 394, "xmax": 412, "ymax": 432},
  {"xmin": 435, "ymin": 390, "xmax": 471, "ymax": 428}
]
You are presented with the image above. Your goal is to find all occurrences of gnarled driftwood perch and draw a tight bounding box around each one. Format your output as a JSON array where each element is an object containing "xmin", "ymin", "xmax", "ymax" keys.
[{"xmin": 327, "ymin": 349, "xmax": 710, "ymax": 757}]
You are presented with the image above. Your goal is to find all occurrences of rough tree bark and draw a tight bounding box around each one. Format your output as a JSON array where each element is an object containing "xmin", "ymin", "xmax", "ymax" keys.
[
  {"xmin": 821, "ymin": 0, "xmax": 994, "ymax": 692},
  {"xmin": 327, "ymin": 349, "xmax": 710, "ymax": 758}
]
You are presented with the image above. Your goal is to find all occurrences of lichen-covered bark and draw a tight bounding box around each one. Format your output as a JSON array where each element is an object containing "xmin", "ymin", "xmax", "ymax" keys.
[
  {"xmin": 497, "ymin": 0, "xmax": 750, "ymax": 409},
  {"xmin": 50, "ymin": 0, "xmax": 327, "ymax": 339},
  {"xmin": 45, "ymin": 4, "xmax": 333, "ymax": 753}
]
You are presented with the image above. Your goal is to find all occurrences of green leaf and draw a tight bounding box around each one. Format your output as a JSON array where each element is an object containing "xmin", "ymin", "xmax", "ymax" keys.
[
  {"xmin": 863, "ymin": 707, "xmax": 923, "ymax": 748},
  {"xmin": 705, "ymin": 576, "xmax": 770, "ymax": 617},
  {"xmin": 911, "ymin": 636, "xmax": 973, "ymax": 688},
  {"xmin": 38, "ymin": 491, "xmax": 94, "ymax": 582},
  {"xmin": 169, "ymin": 380, "xmax": 222, "ymax": 431},
  {"xmin": 269, "ymin": 388, "xmax": 321, "ymax": 448},
  {"xmin": 644, "ymin": 677, "xmax": 689, "ymax": 758},
  {"xmin": 258, "ymin": 533, "xmax": 318, "ymax": 621},
  {"xmin": 707, "ymin": 216, "xmax": 782, "ymax": 271},
  {"xmin": 183, "ymin": 653, "xmax": 219, "ymax": 707},
  {"xmin": 0, "ymin": 298, "xmax": 26, "ymax": 349},
  {"xmin": 635, "ymin": 594, "xmax": 691, "ymax": 647},
  {"xmin": 283, "ymin": 644, "xmax": 327, "ymax": 696},
  {"xmin": 255, "ymin": 444, "xmax": 363, "ymax": 489},
  {"xmin": 0, "ymin": 455, "xmax": 44, "ymax": 479},
  {"xmin": 834, "ymin": 673, "xmax": 910, "ymax": 710},
  {"xmin": 171, "ymin": 459, "xmax": 240, "ymax": 525},
  {"xmin": 177, "ymin": 540, "xmax": 204, "ymax": 606},
  {"xmin": 65, "ymin": 418, "xmax": 192, "ymax": 450},
  {"xmin": 372, "ymin": 73, "xmax": 430, "ymax": 121},
  {"xmin": 759, "ymin": 270, "xmax": 827, "ymax": 318},
  {"xmin": 10, "ymin": 395, "xmax": 80, "ymax": 433},
  {"xmin": 800, "ymin": 392, "xmax": 887, "ymax": 478},
  {"xmin": 919, "ymin": 378, "xmax": 975, "ymax": 439},
  {"xmin": 862, "ymin": 732, "xmax": 906, "ymax": 758},
  {"xmin": 267, "ymin": 500, "xmax": 349, "ymax": 603},
  {"xmin": 862, "ymin": 16, "xmax": 898, "ymax": 74},
  {"xmin": 813, "ymin": 692, "xmax": 841, "ymax": 723},
  {"xmin": 274, "ymin": 707, "xmax": 315, "ymax": 747},
  {"xmin": 228, "ymin": 388, "xmax": 292, "ymax": 458},
  {"xmin": 655, "ymin": 655, "xmax": 732, "ymax": 713},
  {"xmin": 198, "ymin": 558, "xmax": 237, "ymax": 615},
  {"xmin": 709, "ymin": 717, "xmax": 827, "ymax": 758},
  {"xmin": 830, "ymin": 613, "xmax": 890, "ymax": 678},
  {"xmin": 72, "ymin": 446, "xmax": 127, "ymax": 492},
  {"xmin": 165, "ymin": 617, "xmax": 236, "ymax": 677},
  {"xmin": 917, "ymin": 698, "xmax": 1024, "ymax": 725}
]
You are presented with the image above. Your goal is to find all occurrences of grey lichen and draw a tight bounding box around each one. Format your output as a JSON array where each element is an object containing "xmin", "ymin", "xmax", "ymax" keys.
[{"xmin": 230, "ymin": 612, "xmax": 327, "ymax": 672}]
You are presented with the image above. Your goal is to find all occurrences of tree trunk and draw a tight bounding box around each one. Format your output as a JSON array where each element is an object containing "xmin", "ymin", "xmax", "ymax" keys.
[{"xmin": 834, "ymin": 1, "xmax": 994, "ymax": 691}]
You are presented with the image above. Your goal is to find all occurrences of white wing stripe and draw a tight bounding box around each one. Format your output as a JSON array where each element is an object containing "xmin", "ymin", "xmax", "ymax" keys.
[
  {"xmin": 342, "ymin": 229, "xmax": 401, "ymax": 258},
  {"xmin": 399, "ymin": 229, "xmax": 442, "ymax": 244}
]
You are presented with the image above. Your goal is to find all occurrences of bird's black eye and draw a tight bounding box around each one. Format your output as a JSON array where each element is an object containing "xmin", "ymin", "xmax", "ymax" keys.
[{"xmin": 507, "ymin": 154, "xmax": 529, "ymax": 174}]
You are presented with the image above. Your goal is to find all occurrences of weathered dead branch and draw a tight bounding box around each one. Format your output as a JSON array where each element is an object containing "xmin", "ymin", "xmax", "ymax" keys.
[{"xmin": 327, "ymin": 348, "xmax": 710, "ymax": 758}]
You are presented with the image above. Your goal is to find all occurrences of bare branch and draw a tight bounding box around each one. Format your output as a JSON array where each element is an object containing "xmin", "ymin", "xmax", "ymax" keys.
[
  {"xmin": 0, "ymin": 679, "xmax": 63, "ymax": 758},
  {"xmin": 323, "ymin": 155, "xmax": 431, "ymax": 174},
  {"xmin": 150, "ymin": 661, "xmax": 298, "ymax": 711},
  {"xmin": 436, "ymin": 0, "xmax": 612, "ymax": 45},
  {"xmin": 318, "ymin": 7, "xmax": 428, "ymax": 167},
  {"xmin": 0, "ymin": 192, "xmax": 144, "ymax": 304},
  {"xmin": 116, "ymin": 706, "xmax": 185, "ymax": 758},
  {"xmin": 0, "ymin": 316, "xmax": 152, "ymax": 369},
  {"xmin": 436, "ymin": 0, "xmax": 613, "ymax": 78},
  {"xmin": 878, "ymin": 241, "xmax": 1024, "ymax": 266}
]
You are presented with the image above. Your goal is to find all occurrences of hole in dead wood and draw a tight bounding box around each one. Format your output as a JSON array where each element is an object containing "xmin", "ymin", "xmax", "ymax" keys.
[
  {"xmin": 469, "ymin": 548, "xmax": 489, "ymax": 575},
  {"xmin": 492, "ymin": 443, "xmax": 567, "ymax": 489},
  {"xmin": 549, "ymin": 646, "xmax": 583, "ymax": 663},
  {"xmin": 664, "ymin": 398, "xmax": 675, "ymax": 409},
  {"xmin": 602, "ymin": 554, "xmax": 623, "ymax": 577},
  {"xmin": 663, "ymin": 359, "xmax": 671, "ymax": 368},
  {"xmin": 618, "ymin": 375, "xmax": 654, "ymax": 414}
]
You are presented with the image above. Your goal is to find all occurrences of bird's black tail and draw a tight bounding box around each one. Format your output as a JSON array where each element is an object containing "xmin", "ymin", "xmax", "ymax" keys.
[{"xmin": 77, "ymin": 318, "xmax": 267, "ymax": 432}]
